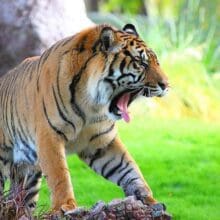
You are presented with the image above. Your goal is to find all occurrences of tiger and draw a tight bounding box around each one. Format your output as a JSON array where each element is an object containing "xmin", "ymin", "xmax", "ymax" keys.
[{"xmin": 0, "ymin": 23, "xmax": 168, "ymax": 215}]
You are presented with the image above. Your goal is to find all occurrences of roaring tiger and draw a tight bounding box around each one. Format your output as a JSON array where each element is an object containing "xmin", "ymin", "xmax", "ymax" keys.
[{"xmin": 0, "ymin": 24, "xmax": 168, "ymax": 214}]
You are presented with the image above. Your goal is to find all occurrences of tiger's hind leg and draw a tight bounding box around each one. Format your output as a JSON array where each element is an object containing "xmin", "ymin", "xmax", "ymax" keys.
[
  {"xmin": 0, "ymin": 131, "xmax": 13, "ymax": 197},
  {"xmin": 0, "ymin": 168, "xmax": 6, "ymax": 197},
  {"xmin": 0, "ymin": 153, "xmax": 12, "ymax": 197},
  {"xmin": 10, "ymin": 163, "xmax": 42, "ymax": 211}
]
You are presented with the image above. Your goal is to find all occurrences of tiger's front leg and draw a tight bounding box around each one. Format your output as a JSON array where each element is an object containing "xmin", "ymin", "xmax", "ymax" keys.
[
  {"xmin": 79, "ymin": 136, "xmax": 157, "ymax": 206},
  {"xmin": 37, "ymin": 132, "xmax": 76, "ymax": 213}
]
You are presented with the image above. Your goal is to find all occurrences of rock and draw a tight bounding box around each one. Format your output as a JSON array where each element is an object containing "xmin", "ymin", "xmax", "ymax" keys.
[{"xmin": 0, "ymin": 0, "xmax": 93, "ymax": 76}]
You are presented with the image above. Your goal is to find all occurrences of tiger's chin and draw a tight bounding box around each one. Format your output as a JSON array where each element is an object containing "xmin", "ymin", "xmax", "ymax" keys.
[{"xmin": 108, "ymin": 89, "xmax": 143, "ymax": 123}]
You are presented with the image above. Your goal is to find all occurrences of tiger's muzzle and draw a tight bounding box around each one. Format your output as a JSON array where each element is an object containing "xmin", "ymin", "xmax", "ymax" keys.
[{"xmin": 143, "ymin": 80, "xmax": 169, "ymax": 98}]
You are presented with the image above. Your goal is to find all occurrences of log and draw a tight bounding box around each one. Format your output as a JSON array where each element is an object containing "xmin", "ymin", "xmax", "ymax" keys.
[
  {"xmin": 0, "ymin": 188, "xmax": 171, "ymax": 220},
  {"xmin": 61, "ymin": 196, "xmax": 172, "ymax": 220}
]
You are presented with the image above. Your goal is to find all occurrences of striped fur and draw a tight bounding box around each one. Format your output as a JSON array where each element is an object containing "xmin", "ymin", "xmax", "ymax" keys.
[{"xmin": 0, "ymin": 24, "xmax": 168, "ymax": 213}]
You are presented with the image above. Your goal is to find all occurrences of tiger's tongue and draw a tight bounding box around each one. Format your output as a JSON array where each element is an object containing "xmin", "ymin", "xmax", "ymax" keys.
[{"xmin": 116, "ymin": 93, "xmax": 131, "ymax": 123}]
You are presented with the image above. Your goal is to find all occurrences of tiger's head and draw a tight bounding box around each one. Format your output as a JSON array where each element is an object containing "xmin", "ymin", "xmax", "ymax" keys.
[{"xmin": 71, "ymin": 24, "xmax": 168, "ymax": 122}]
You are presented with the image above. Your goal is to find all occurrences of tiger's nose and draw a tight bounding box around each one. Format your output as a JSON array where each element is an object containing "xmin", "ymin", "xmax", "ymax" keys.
[{"xmin": 158, "ymin": 80, "xmax": 168, "ymax": 90}]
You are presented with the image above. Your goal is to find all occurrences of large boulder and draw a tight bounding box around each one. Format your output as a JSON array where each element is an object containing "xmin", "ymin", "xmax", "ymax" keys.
[{"xmin": 0, "ymin": 0, "xmax": 93, "ymax": 76}]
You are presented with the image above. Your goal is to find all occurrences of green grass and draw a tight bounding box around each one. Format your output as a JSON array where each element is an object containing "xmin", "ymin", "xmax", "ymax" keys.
[{"xmin": 37, "ymin": 116, "xmax": 220, "ymax": 220}]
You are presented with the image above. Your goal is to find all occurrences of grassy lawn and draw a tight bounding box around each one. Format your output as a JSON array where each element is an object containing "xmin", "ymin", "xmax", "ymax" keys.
[{"xmin": 38, "ymin": 116, "xmax": 220, "ymax": 220}]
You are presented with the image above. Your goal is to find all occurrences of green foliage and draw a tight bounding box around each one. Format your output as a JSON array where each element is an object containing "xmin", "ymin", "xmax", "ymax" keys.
[
  {"xmin": 100, "ymin": 0, "xmax": 145, "ymax": 15},
  {"xmin": 37, "ymin": 118, "xmax": 220, "ymax": 219}
]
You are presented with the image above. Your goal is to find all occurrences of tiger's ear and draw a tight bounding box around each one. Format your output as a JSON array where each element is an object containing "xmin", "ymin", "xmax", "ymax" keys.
[
  {"xmin": 123, "ymin": 24, "xmax": 138, "ymax": 36},
  {"xmin": 100, "ymin": 26, "xmax": 116, "ymax": 51}
]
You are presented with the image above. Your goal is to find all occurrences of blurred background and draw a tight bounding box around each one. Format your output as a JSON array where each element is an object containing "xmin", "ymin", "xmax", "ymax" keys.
[{"xmin": 0, "ymin": 0, "xmax": 219, "ymax": 219}]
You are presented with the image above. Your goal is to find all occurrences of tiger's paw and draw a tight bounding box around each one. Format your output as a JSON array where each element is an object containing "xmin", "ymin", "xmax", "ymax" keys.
[
  {"xmin": 60, "ymin": 202, "xmax": 77, "ymax": 214},
  {"xmin": 142, "ymin": 197, "xmax": 167, "ymax": 211},
  {"xmin": 151, "ymin": 203, "xmax": 166, "ymax": 212},
  {"xmin": 137, "ymin": 194, "xmax": 167, "ymax": 213}
]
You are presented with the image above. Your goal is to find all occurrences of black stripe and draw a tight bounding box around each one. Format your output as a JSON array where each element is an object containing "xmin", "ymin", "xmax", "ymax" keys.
[
  {"xmin": 28, "ymin": 61, "xmax": 36, "ymax": 81},
  {"xmin": 92, "ymin": 39, "xmax": 101, "ymax": 53},
  {"xmin": 2, "ymin": 144, "xmax": 12, "ymax": 151},
  {"xmin": 108, "ymin": 54, "xmax": 119, "ymax": 76},
  {"xmin": 42, "ymin": 99, "xmax": 68, "ymax": 141},
  {"xmin": 137, "ymin": 72, "xmax": 145, "ymax": 82},
  {"xmin": 24, "ymin": 190, "xmax": 39, "ymax": 203},
  {"xmin": 0, "ymin": 155, "xmax": 9, "ymax": 165},
  {"xmin": 135, "ymin": 39, "xmax": 144, "ymax": 43},
  {"xmin": 69, "ymin": 74, "xmax": 86, "ymax": 124},
  {"xmin": 52, "ymin": 86, "xmax": 76, "ymax": 132},
  {"xmin": 69, "ymin": 53, "xmax": 97, "ymax": 124},
  {"xmin": 36, "ymin": 47, "xmax": 53, "ymax": 91},
  {"xmin": 56, "ymin": 65, "xmax": 69, "ymax": 115},
  {"xmin": 139, "ymin": 49, "xmax": 144, "ymax": 56},
  {"xmin": 101, "ymin": 157, "xmax": 115, "ymax": 176},
  {"xmin": 25, "ymin": 171, "xmax": 42, "ymax": 190},
  {"xmin": 118, "ymin": 73, "xmax": 136, "ymax": 83},
  {"xmin": 5, "ymin": 96, "xmax": 13, "ymax": 140},
  {"xmin": 89, "ymin": 115, "xmax": 108, "ymax": 124},
  {"xmin": 10, "ymin": 95, "xmax": 16, "ymax": 139},
  {"xmin": 89, "ymin": 148, "xmax": 104, "ymax": 167},
  {"xmin": 104, "ymin": 153, "xmax": 126, "ymax": 179},
  {"xmin": 0, "ymin": 171, "xmax": 4, "ymax": 180},
  {"xmin": 118, "ymin": 161, "xmax": 130, "ymax": 173},
  {"xmin": 52, "ymin": 40, "xmax": 66, "ymax": 52},
  {"xmin": 21, "ymin": 61, "xmax": 33, "ymax": 82},
  {"xmin": 22, "ymin": 117, "xmax": 35, "ymax": 144},
  {"xmin": 61, "ymin": 36, "xmax": 74, "ymax": 47},
  {"xmin": 123, "ymin": 50, "xmax": 135, "ymax": 60},
  {"xmin": 117, "ymin": 168, "xmax": 133, "ymax": 186},
  {"xmin": 0, "ymin": 172, "xmax": 5, "ymax": 190},
  {"xmin": 3, "ymin": 75, "xmax": 18, "ymax": 140},
  {"xmin": 28, "ymin": 202, "xmax": 37, "ymax": 209},
  {"xmin": 78, "ymin": 36, "xmax": 87, "ymax": 52},
  {"xmin": 16, "ymin": 131, "xmax": 37, "ymax": 162},
  {"xmin": 16, "ymin": 146, "xmax": 33, "ymax": 163},
  {"xmin": 125, "ymin": 177, "xmax": 139, "ymax": 186},
  {"xmin": 120, "ymin": 36, "xmax": 131, "ymax": 41},
  {"xmin": 90, "ymin": 124, "xmax": 114, "ymax": 142},
  {"xmin": 87, "ymin": 137, "xmax": 115, "ymax": 167},
  {"xmin": 120, "ymin": 58, "xmax": 126, "ymax": 73},
  {"xmin": 15, "ymin": 100, "xmax": 29, "ymax": 143},
  {"xmin": 41, "ymin": 46, "xmax": 54, "ymax": 66}
]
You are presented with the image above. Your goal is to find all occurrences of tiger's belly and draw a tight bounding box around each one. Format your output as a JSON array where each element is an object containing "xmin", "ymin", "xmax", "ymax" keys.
[{"xmin": 13, "ymin": 140, "xmax": 37, "ymax": 164}]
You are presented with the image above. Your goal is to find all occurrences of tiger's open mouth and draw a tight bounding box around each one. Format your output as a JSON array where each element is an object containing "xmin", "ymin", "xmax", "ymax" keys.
[{"xmin": 109, "ymin": 89, "xmax": 143, "ymax": 122}]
